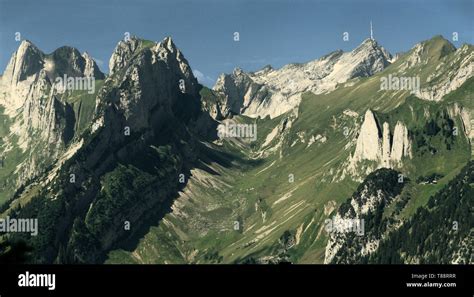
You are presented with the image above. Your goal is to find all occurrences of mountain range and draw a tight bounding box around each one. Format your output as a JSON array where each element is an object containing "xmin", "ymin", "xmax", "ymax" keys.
[{"xmin": 0, "ymin": 34, "xmax": 472, "ymax": 264}]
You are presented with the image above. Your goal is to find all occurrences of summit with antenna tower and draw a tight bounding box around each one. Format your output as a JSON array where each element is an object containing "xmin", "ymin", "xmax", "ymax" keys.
[{"xmin": 370, "ymin": 21, "xmax": 374, "ymax": 40}]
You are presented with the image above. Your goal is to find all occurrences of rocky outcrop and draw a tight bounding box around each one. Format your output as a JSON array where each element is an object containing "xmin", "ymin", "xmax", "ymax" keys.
[
  {"xmin": 390, "ymin": 122, "xmax": 411, "ymax": 162},
  {"xmin": 0, "ymin": 40, "xmax": 105, "ymax": 189},
  {"xmin": 2, "ymin": 40, "xmax": 44, "ymax": 86},
  {"xmin": 47, "ymin": 46, "xmax": 105, "ymax": 79},
  {"xmin": 347, "ymin": 38, "xmax": 392, "ymax": 77},
  {"xmin": 82, "ymin": 52, "xmax": 105, "ymax": 78},
  {"xmin": 324, "ymin": 169, "xmax": 406, "ymax": 264},
  {"xmin": 350, "ymin": 109, "xmax": 412, "ymax": 171},
  {"xmin": 212, "ymin": 68, "xmax": 269, "ymax": 118},
  {"xmin": 212, "ymin": 38, "xmax": 392, "ymax": 119},
  {"xmin": 108, "ymin": 36, "xmax": 141, "ymax": 76},
  {"xmin": 96, "ymin": 36, "xmax": 199, "ymax": 131},
  {"xmin": 447, "ymin": 103, "xmax": 473, "ymax": 140},
  {"xmin": 352, "ymin": 110, "xmax": 382, "ymax": 162}
]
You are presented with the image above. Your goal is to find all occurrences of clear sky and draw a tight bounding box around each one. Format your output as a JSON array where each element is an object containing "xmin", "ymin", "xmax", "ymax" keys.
[{"xmin": 0, "ymin": 0, "xmax": 472, "ymax": 87}]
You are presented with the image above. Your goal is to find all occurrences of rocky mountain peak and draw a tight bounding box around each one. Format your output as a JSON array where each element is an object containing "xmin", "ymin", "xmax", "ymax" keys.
[
  {"xmin": 403, "ymin": 35, "xmax": 456, "ymax": 68},
  {"xmin": 214, "ymin": 67, "xmax": 251, "ymax": 91},
  {"xmin": 161, "ymin": 36, "xmax": 177, "ymax": 52},
  {"xmin": 1, "ymin": 40, "xmax": 105, "ymax": 92},
  {"xmin": 98, "ymin": 36, "xmax": 200, "ymax": 132},
  {"xmin": 49, "ymin": 46, "xmax": 105, "ymax": 79},
  {"xmin": 354, "ymin": 38, "xmax": 389, "ymax": 55},
  {"xmin": 347, "ymin": 38, "xmax": 392, "ymax": 77},
  {"xmin": 211, "ymin": 67, "xmax": 260, "ymax": 117},
  {"xmin": 210, "ymin": 38, "xmax": 394, "ymax": 119},
  {"xmin": 355, "ymin": 38, "xmax": 378, "ymax": 49},
  {"xmin": 17, "ymin": 39, "xmax": 41, "ymax": 58},
  {"xmin": 154, "ymin": 37, "xmax": 192, "ymax": 75},
  {"xmin": 2, "ymin": 39, "xmax": 44, "ymax": 85},
  {"xmin": 425, "ymin": 35, "xmax": 457, "ymax": 60},
  {"xmin": 233, "ymin": 67, "xmax": 244, "ymax": 76},
  {"xmin": 1, "ymin": 40, "xmax": 105, "ymax": 106},
  {"xmin": 109, "ymin": 36, "xmax": 141, "ymax": 76},
  {"xmin": 401, "ymin": 36, "xmax": 472, "ymax": 101},
  {"xmin": 261, "ymin": 65, "xmax": 273, "ymax": 72},
  {"xmin": 81, "ymin": 51, "xmax": 104, "ymax": 78},
  {"xmin": 0, "ymin": 40, "xmax": 104, "ymax": 188}
]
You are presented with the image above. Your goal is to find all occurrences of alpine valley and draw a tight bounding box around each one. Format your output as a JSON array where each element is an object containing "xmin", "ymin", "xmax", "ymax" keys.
[{"xmin": 0, "ymin": 34, "xmax": 472, "ymax": 264}]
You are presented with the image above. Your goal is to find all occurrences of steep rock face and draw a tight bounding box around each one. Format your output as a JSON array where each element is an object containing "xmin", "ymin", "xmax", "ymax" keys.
[
  {"xmin": 341, "ymin": 38, "xmax": 392, "ymax": 78},
  {"xmin": 48, "ymin": 46, "xmax": 105, "ymax": 80},
  {"xmin": 82, "ymin": 52, "xmax": 105, "ymax": 78},
  {"xmin": 1, "ymin": 41, "xmax": 45, "ymax": 113},
  {"xmin": 352, "ymin": 110, "xmax": 382, "ymax": 162},
  {"xmin": 212, "ymin": 39, "xmax": 392, "ymax": 119},
  {"xmin": 108, "ymin": 37, "xmax": 141, "ymax": 76},
  {"xmin": 390, "ymin": 121, "xmax": 411, "ymax": 162},
  {"xmin": 96, "ymin": 36, "xmax": 199, "ymax": 131},
  {"xmin": 6, "ymin": 36, "xmax": 215, "ymax": 263},
  {"xmin": 0, "ymin": 40, "xmax": 104, "ymax": 191},
  {"xmin": 60, "ymin": 37, "xmax": 212, "ymax": 262},
  {"xmin": 199, "ymin": 88, "xmax": 227, "ymax": 120},
  {"xmin": 447, "ymin": 103, "xmax": 472, "ymax": 140},
  {"xmin": 212, "ymin": 68, "xmax": 269, "ymax": 117},
  {"xmin": 350, "ymin": 109, "xmax": 412, "ymax": 170},
  {"xmin": 2, "ymin": 40, "xmax": 44, "ymax": 86},
  {"xmin": 20, "ymin": 70, "xmax": 64, "ymax": 143},
  {"xmin": 15, "ymin": 69, "xmax": 72, "ymax": 185}
]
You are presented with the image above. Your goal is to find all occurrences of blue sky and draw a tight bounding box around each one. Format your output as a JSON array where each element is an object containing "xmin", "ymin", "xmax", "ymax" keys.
[{"xmin": 0, "ymin": 0, "xmax": 472, "ymax": 87}]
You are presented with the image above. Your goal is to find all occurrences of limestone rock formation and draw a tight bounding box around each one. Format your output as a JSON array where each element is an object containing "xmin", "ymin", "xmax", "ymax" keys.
[
  {"xmin": 108, "ymin": 36, "xmax": 141, "ymax": 76},
  {"xmin": 2, "ymin": 40, "xmax": 44, "ymax": 86},
  {"xmin": 350, "ymin": 109, "xmax": 412, "ymax": 170},
  {"xmin": 82, "ymin": 52, "xmax": 105, "ymax": 78},
  {"xmin": 390, "ymin": 121, "xmax": 412, "ymax": 163},
  {"xmin": 0, "ymin": 39, "xmax": 105, "ymax": 189},
  {"xmin": 352, "ymin": 110, "xmax": 382, "ymax": 162},
  {"xmin": 212, "ymin": 38, "xmax": 392, "ymax": 119},
  {"xmin": 97, "ymin": 36, "xmax": 199, "ymax": 131}
]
